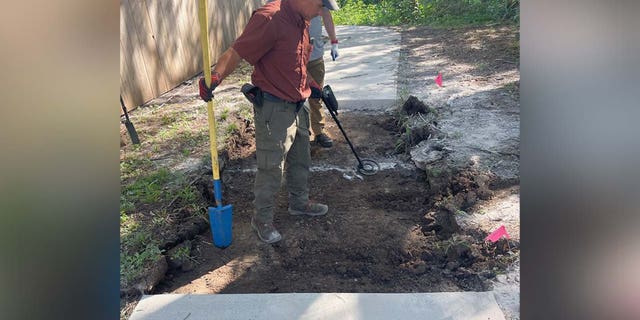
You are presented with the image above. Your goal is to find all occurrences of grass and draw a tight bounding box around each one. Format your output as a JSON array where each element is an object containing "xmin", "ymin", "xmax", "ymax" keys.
[
  {"xmin": 333, "ymin": 0, "xmax": 519, "ymax": 28},
  {"xmin": 119, "ymin": 62, "xmax": 257, "ymax": 295},
  {"xmin": 219, "ymin": 108, "xmax": 229, "ymax": 122},
  {"xmin": 120, "ymin": 157, "xmax": 154, "ymax": 180},
  {"xmin": 122, "ymin": 168, "xmax": 173, "ymax": 204},
  {"xmin": 238, "ymin": 104, "xmax": 254, "ymax": 121},
  {"xmin": 120, "ymin": 242, "xmax": 162, "ymax": 288},
  {"xmin": 169, "ymin": 245, "xmax": 191, "ymax": 261}
]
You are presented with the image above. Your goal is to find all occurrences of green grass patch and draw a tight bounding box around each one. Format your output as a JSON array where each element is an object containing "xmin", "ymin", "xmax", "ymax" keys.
[
  {"xmin": 122, "ymin": 168, "xmax": 173, "ymax": 205},
  {"xmin": 120, "ymin": 242, "xmax": 162, "ymax": 288},
  {"xmin": 333, "ymin": 0, "xmax": 519, "ymax": 27},
  {"xmin": 120, "ymin": 157, "xmax": 154, "ymax": 180}
]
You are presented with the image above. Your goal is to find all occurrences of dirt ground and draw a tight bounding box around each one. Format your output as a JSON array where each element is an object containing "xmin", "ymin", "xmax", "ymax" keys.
[{"xmin": 121, "ymin": 25, "xmax": 519, "ymax": 319}]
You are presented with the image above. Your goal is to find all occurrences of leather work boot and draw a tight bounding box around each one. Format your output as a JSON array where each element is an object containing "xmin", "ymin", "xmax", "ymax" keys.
[
  {"xmin": 250, "ymin": 218, "xmax": 282, "ymax": 243},
  {"xmin": 314, "ymin": 133, "xmax": 333, "ymax": 148},
  {"xmin": 288, "ymin": 201, "xmax": 329, "ymax": 216}
]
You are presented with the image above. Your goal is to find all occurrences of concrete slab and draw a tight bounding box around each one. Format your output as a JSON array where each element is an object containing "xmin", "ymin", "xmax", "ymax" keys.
[
  {"xmin": 129, "ymin": 292, "xmax": 505, "ymax": 320},
  {"xmin": 323, "ymin": 26, "xmax": 401, "ymax": 111}
]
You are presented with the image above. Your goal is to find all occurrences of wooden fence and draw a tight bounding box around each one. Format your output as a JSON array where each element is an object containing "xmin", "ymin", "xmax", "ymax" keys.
[{"xmin": 120, "ymin": 0, "xmax": 262, "ymax": 109}]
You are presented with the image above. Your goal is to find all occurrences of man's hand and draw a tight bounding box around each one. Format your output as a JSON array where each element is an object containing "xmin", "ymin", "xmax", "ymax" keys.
[
  {"xmin": 198, "ymin": 72, "xmax": 221, "ymax": 102},
  {"xmin": 330, "ymin": 40, "xmax": 339, "ymax": 61},
  {"xmin": 310, "ymin": 86, "xmax": 323, "ymax": 99},
  {"xmin": 309, "ymin": 78, "xmax": 323, "ymax": 99}
]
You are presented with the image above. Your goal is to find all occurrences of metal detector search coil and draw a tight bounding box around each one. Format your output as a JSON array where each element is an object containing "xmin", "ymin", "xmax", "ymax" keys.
[{"xmin": 358, "ymin": 159, "xmax": 380, "ymax": 175}]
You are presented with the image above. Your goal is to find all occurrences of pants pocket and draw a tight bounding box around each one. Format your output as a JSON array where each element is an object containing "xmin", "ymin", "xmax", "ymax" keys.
[
  {"xmin": 299, "ymin": 105, "xmax": 310, "ymax": 137},
  {"xmin": 256, "ymin": 148, "xmax": 282, "ymax": 170}
]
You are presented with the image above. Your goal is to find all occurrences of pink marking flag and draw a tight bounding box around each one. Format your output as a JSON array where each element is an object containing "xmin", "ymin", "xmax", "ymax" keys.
[
  {"xmin": 485, "ymin": 225, "xmax": 510, "ymax": 243},
  {"xmin": 435, "ymin": 72, "xmax": 443, "ymax": 87}
]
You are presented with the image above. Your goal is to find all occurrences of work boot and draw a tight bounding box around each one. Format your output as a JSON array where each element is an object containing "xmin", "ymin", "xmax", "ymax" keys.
[
  {"xmin": 288, "ymin": 201, "xmax": 329, "ymax": 216},
  {"xmin": 314, "ymin": 133, "xmax": 333, "ymax": 148},
  {"xmin": 250, "ymin": 218, "xmax": 282, "ymax": 243}
]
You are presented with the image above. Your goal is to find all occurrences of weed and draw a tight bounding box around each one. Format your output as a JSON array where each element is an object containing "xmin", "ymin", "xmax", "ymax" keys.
[
  {"xmin": 225, "ymin": 122, "xmax": 239, "ymax": 135},
  {"xmin": 120, "ymin": 243, "xmax": 162, "ymax": 287},
  {"xmin": 120, "ymin": 194, "xmax": 135, "ymax": 216},
  {"xmin": 220, "ymin": 108, "xmax": 229, "ymax": 122},
  {"xmin": 160, "ymin": 114, "xmax": 176, "ymax": 126},
  {"xmin": 120, "ymin": 157, "xmax": 153, "ymax": 179},
  {"xmin": 177, "ymin": 184, "xmax": 199, "ymax": 204},
  {"xmin": 150, "ymin": 209, "xmax": 173, "ymax": 228},
  {"xmin": 170, "ymin": 246, "xmax": 191, "ymax": 261},
  {"xmin": 238, "ymin": 104, "xmax": 254, "ymax": 121},
  {"xmin": 443, "ymin": 235, "xmax": 471, "ymax": 255}
]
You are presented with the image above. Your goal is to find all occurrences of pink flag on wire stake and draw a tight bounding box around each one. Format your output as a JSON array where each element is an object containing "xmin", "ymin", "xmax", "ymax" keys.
[
  {"xmin": 435, "ymin": 72, "xmax": 443, "ymax": 87},
  {"xmin": 485, "ymin": 225, "xmax": 510, "ymax": 243}
]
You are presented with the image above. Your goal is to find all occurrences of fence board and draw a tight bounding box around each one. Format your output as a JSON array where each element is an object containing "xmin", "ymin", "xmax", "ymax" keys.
[{"xmin": 120, "ymin": 0, "xmax": 262, "ymax": 110}]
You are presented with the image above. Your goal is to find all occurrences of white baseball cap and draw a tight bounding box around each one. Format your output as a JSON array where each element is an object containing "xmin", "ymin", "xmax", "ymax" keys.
[{"xmin": 323, "ymin": 0, "xmax": 340, "ymax": 10}]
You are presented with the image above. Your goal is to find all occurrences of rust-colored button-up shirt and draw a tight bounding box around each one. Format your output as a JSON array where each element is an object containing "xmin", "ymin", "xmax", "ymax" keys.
[{"xmin": 232, "ymin": 0, "xmax": 312, "ymax": 102}]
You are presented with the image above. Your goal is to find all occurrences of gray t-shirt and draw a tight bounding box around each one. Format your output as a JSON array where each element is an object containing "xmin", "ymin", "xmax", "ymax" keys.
[
  {"xmin": 309, "ymin": 16, "xmax": 325, "ymax": 62},
  {"xmin": 267, "ymin": 0, "xmax": 325, "ymax": 62}
]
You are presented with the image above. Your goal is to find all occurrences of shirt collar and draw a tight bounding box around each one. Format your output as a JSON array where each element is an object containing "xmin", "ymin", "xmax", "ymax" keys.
[{"xmin": 281, "ymin": 0, "xmax": 308, "ymax": 28}]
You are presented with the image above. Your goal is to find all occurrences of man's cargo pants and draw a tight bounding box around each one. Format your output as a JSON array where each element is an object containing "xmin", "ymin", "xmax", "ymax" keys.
[{"xmin": 252, "ymin": 97, "xmax": 311, "ymax": 224}]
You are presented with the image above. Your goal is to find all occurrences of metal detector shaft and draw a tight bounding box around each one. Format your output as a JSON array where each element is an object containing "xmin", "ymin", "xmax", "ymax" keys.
[{"xmin": 325, "ymin": 107, "xmax": 364, "ymax": 166}]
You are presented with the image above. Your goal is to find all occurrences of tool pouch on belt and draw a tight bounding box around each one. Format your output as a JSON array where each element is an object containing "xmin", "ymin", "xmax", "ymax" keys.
[
  {"xmin": 241, "ymin": 83, "xmax": 263, "ymax": 107},
  {"xmin": 321, "ymin": 85, "xmax": 339, "ymax": 115}
]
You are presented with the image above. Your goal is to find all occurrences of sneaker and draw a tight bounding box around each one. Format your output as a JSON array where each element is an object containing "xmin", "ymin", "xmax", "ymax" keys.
[
  {"xmin": 314, "ymin": 133, "xmax": 333, "ymax": 148},
  {"xmin": 250, "ymin": 218, "xmax": 282, "ymax": 243},
  {"xmin": 288, "ymin": 201, "xmax": 328, "ymax": 216}
]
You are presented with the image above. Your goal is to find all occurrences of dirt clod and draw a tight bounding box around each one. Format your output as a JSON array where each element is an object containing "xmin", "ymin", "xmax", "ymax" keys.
[
  {"xmin": 402, "ymin": 95, "xmax": 430, "ymax": 115},
  {"xmin": 422, "ymin": 210, "xmax": 461, "ymax": 239}
]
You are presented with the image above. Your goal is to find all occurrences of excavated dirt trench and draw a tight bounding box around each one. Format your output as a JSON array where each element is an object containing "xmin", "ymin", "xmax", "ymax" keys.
[{"xmin": 152, "ymin": 111, "xmax": 519, "ymax": 295}]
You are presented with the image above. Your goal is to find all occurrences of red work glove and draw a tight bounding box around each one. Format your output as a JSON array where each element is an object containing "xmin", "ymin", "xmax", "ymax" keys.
[{"xmin": 198, "ymin": 72, "xmax": 221, "ymax": 102}]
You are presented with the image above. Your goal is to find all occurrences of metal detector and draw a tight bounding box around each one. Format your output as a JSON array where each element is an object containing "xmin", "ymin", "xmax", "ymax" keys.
[{"xmin": 321, "ymin": 85, "xmax": 379, "ymax": 176}]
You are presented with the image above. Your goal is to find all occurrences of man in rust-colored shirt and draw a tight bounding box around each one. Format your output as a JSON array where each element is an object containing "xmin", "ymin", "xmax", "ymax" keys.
[{"xmin": 198, "ymin": 0, "xmax": 340, "ymax": 244}]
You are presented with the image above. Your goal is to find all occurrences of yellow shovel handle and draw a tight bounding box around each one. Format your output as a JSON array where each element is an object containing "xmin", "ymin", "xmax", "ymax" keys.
[{"xmin": 198, "ymin": 0, "xmax": 220, "ymax": 181}]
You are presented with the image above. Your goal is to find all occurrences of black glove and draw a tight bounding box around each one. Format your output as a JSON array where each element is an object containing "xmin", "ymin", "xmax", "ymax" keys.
[{"xmin": 310, "ymin": 86, "xmax": 323, "ymax": 99}]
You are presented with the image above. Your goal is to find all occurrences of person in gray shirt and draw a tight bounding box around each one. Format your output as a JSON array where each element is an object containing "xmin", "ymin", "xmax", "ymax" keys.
[{"xmin": 307, "ymin": 8, "xmax": 339, "ymax": 148}]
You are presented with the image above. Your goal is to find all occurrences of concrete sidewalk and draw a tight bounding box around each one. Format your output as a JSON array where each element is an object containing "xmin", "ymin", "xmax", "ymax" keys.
[
  {"xmin": 129, "ymin": 292, "xmax": 505, "ymax": 320},
  {"xmin": 323, "ymin": 26, "xmax": 400, "ymax": 111}
]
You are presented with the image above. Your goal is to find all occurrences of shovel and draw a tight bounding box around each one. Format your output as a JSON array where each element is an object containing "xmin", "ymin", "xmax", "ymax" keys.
[
  {"xmin": 120, "ymin": 95, "xmax": 140, "ymax": 145},
  {"xmin": 198, "ymin": 0, "xmax": 233, "ymax": 248}
]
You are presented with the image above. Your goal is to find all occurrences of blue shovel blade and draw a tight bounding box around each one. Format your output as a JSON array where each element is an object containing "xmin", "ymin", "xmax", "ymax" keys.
[{"xmin": 209, "ymin": 204, "xmax": 233, "ymax": 248}]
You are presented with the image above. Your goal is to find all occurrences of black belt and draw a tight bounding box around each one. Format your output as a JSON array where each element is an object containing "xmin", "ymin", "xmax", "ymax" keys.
[{"xmin": 262, "ymin": 91, "xmax": 306, "ymax": 113}]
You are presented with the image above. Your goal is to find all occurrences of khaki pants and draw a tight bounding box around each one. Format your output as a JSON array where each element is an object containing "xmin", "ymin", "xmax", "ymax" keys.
[
  {"xmin": 307, "ymin": 58, "xmax": 326, "ymax": 137},
  {"xmin": 253, "ymin": 99, "xmax": 311, "ymax": 223}
]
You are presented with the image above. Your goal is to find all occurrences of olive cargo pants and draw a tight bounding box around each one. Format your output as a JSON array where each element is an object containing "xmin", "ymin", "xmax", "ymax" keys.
[{"xmin": 253, "ymin": 99, "xmax": 311, "ymax": 223}]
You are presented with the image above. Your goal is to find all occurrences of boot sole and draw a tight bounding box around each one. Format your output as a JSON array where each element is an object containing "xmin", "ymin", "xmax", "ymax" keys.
[
  {"xmin": 315, "ymin": 141, "xmax": 333, "ymax": 148},
  {"xmin": 288, "ymin": 207, "xmax": 328, "ymax": 216}
]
